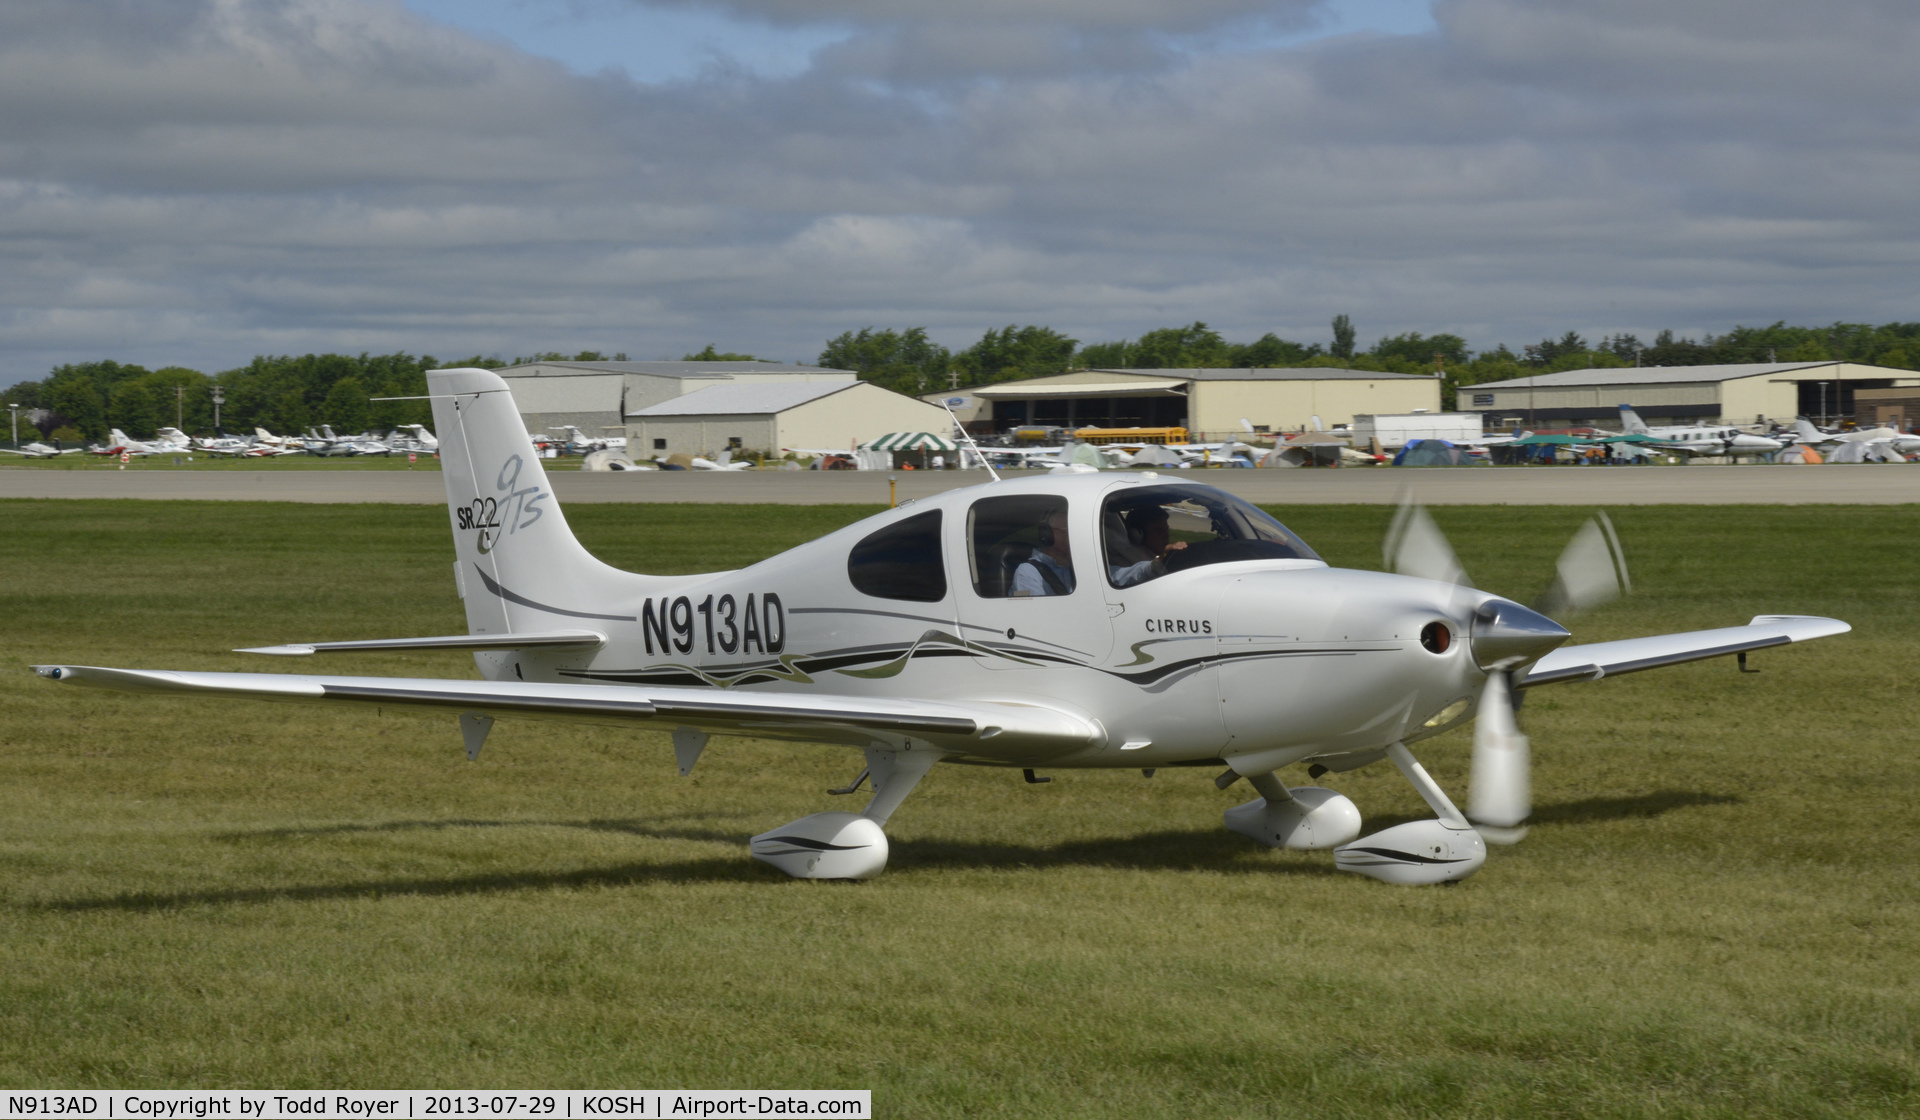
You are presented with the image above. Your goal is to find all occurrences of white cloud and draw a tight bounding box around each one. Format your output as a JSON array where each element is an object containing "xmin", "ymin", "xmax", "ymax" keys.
[{"xmin": 4, "ymin": 0, "xmax": 1920, "ymax": 383}]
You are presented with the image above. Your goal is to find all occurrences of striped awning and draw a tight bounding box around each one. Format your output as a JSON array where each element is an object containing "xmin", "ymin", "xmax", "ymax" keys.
[{"xmin": 860, "ymin": 432, "xmax": 959, "ymax": 451}]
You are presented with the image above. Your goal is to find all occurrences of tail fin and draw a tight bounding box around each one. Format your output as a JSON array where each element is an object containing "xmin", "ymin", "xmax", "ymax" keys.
[
  {"xmin": 428, "ymin": 369, "xmax": 656, "ymax": 654},
  {"xmin": 1617, "ymin": 405, "xmax": 1648, "ymax": 434},
  {"xmin": 1793, "ymin": 417, "xmax": 1825, "ymax": 442}
]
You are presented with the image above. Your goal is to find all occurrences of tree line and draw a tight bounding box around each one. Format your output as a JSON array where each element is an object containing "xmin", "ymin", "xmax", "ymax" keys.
[
  {"xmin": 822, "ymin": 318, "xmax": 1920, "ymax": 409},
  {"xmin": 7, "ymin": 321, "xmax": 1919, "ymax": 441}
]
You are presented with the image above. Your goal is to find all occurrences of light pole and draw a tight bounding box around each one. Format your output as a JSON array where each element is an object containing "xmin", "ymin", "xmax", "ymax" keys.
[
  {"xmin": 8, "ymin": 403, "xmax": 19, "ymax": 448},
  {"xmin": 211, "ymin": 386, "xmax": 225, "ymax": 431}
]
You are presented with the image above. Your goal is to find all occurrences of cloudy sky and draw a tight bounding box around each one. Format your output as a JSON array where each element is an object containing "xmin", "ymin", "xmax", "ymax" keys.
[{"xmin": 3, "ymin": 0, "xmax": 1916, "ymax": 383}]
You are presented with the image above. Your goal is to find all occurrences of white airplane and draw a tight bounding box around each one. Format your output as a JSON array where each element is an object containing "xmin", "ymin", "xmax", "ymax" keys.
[
  {"xmin": 692, "ymin": 449, "xmax": 752, "ymax": 471},
  {"xmin": 554, "ymin": 425, "xmax": 625, "ymax": 454},
  {"xmin": 253, "ymin": 427, "xmax": 304, "ymax": 449},
  {"xmin": 1787, "ymin": 418, "xmax": 1920, "ymax": 457},
  {"xmin": 1617, "ymin": 406, "xmax": 1783, "ymax": 456},
  {"xmin": 89, "ymin": 428, "xmax": 181, "ymax": 457},
  {"xmin": 184, "ymin": 431, "xmax": 253, "ymax": 456},
  {"xmin": 389, "ymin": 424, "xmax": 440, "ymax": 452},
  {"xmin": 0, "ymin": 440, "xmax": 85, "ymax": 458},
  {"xmin": 34, "ymin": 368, "xmax": 1850, "ymax": 885},
  {"xmin": 306, "ymin": 425, "xmax": 391, "ymax": 456}
]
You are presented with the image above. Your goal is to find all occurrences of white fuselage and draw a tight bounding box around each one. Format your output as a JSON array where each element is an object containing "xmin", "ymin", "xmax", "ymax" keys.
[
  {"xmin": 474, "ymin": 474, "xmax": 1495, "ymax": 775},
  {"xmin": 1637, "ymin": 425, "xmax": 1782, "ymax": 456}
]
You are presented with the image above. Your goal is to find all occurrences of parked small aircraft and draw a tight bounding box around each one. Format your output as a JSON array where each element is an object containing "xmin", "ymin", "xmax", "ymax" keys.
[
  {"xmin": 36, "ymin": 369, "xmax": 1849, "ymax": 885},
  {"xmin": 89, "ymin": 428, "xmax": 182, "ymax": 457},
  {"xmin": 1788, "ymin": 418, "xmax": 1920, "ymax": 458},
  {"xmin": 1617, "ymin": 406, "xmax": 1783, "ymax": 456},
  {"xmin": 0, "ymin": 440, "xmax": 84, "ymax": 458}
]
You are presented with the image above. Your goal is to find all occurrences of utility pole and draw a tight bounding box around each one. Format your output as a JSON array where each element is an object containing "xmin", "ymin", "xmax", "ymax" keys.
[
  {"xmin": 211, "ymin": 385, "xmax": 225, "ymax": 431},
  {"xmin": 175, "ymin": 385, "xmax": 185, "ymax": 429},
  {"xmin": 8, "ymin": 403, "xmax": 19, "ymax": 448}
]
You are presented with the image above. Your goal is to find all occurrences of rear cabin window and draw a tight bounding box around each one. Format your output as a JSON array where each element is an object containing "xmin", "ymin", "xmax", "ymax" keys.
[
  {"xmin": 847, "ymin": 510, "xmax": 947, "ymax": 602},
  {"xmin": 968, "ymin": 494, "xmax": 1075, "ymax": 598}
]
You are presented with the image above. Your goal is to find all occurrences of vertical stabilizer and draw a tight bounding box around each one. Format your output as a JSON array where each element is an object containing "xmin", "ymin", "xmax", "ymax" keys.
[
  {"xmin": 428, "ymin": 368, "xmax": 650, "ymax": 656},
  {"xmin": 1793, "ymin": 417, "xmax": 1826, "ymax": 442},
  {"xmin": 1617, "ymin": 405, "xmax": 1649, "ymax": 434}
]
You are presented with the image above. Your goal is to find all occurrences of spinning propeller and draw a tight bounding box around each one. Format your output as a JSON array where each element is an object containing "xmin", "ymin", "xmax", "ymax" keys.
[{"xmin": 1385, "ymin": 501, "xmax": 1630, "ymax": 843}]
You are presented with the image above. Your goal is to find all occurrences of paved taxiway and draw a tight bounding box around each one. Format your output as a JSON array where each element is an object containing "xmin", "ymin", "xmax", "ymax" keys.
[{"xmin": 3, "ymin": 465, "xmax": 1916, "ymax": 504}]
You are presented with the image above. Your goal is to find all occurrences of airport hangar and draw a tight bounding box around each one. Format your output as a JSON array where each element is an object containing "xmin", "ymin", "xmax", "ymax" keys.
[
  {"xmin": 494, "ymin": 360, "xmax": 858, "ymax": 441},
  {"xmin": 625, "ymin": 381, "xmax": 954, "ymax": 457},
  {"xmin": 1456, "ymin": 361, "xmax": 1920, "ymax": 429},
  {"xmin": 927, "ymin": 368, "xmax": 1442, "ymax": 438}
]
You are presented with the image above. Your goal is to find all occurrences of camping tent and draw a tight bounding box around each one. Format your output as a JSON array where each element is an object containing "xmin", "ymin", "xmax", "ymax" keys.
[{"xmin": 1392, "ymin": 439, "xmax": 1474, "ymax": 466}]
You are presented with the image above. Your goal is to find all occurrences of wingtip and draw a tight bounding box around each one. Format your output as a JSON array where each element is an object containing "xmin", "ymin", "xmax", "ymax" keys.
[{"xmin": 234, "ymin": 645, "xmax": 316, "ymax": 656}]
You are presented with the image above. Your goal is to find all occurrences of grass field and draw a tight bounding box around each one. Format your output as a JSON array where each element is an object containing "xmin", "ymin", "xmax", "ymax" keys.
[{"xmin": 1, "ymin": 498, "xmax": 1915, "ymax": 1116}]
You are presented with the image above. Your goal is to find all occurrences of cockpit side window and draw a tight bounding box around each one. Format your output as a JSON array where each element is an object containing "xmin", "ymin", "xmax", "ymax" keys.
[
  {"xmin": 968, "ymin": 494, "xmax": 1075, "ymax": 598},
  {"xmin": 847, "ymin": 509, "xmax": 947, "ymax": 602},
  {"xmin": 1102, "ymin": 484, "xmax": 1320, "ymax": 588}
]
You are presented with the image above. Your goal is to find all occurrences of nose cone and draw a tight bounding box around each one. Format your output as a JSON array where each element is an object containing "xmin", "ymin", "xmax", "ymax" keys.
[{"xmin": 1472, "ymin": 598, "xmax": 1571, "ymax": 669}]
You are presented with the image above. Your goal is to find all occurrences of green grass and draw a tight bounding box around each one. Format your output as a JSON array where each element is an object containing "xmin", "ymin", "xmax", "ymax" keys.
[{"xmin": 0, "ymin": 499, "xmax": 1915, "ymax": 1116}]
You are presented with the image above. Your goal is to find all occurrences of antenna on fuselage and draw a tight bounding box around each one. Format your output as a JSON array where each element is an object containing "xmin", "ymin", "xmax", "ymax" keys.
[{"xmin": 943, "ymin": 400, "xmax": 1000, "ymax": 482}]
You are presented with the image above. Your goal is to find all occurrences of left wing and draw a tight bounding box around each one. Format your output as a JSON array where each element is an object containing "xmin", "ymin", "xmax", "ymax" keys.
[
  {"xmin": 31, "ymin": 665, "xmax": 1102, "ymax": 758},
  {"xmin": 1518, "ymin": 615, "xmax": 1848, "ymax": 687}
]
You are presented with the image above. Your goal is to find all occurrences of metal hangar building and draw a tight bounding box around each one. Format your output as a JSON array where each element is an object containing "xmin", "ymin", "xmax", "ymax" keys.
[
  {"xmin": 493, "ymin": 360, "xmax": 856, "ymax": 440},
  {"xmin": 928, "ymin": 368, "xmax": 1442, "ymax": 438},
  {"xmin": 626, "ymin": 381, "xmax": 953, "ymax": 457},
  {"xmin": 1457, "ymin": 361, "xmax": 1920, "ymax": 428}
]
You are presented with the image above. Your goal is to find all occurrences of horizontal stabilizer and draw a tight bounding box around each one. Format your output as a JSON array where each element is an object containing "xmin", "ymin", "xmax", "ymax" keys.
[
  {"xmin": 235, "ymin": 630, "xmax": 607, "ymax": 656},
  {"xmin": 1519, "ymin": 615, "xmax": 1848, "ymax": 687}
]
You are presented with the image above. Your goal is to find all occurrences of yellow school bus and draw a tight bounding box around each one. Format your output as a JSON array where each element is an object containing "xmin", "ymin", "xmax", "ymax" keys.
[{"xmin": 1072, "ymin": 426, "xmax": 1190, "ymax": 445}]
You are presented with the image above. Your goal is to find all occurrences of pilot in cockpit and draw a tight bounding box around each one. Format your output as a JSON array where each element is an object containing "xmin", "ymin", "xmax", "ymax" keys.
[{"xmin": 1107, "ymin": 504, "xmax": 1188, "ymax": 587}]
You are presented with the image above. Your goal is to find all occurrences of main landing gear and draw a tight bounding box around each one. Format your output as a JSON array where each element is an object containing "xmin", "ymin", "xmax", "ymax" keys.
[
  {"xmin": 1227, "ymin": 741, "xmax": 1486, "ymax": 885},
  {"xmin": 749, "ymin": 746, "xmax": 938, "ymax": 880}
]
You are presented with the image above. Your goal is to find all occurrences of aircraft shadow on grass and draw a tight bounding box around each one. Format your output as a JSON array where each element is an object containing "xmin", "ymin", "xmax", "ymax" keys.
[
  {"xmin": 1527, "ymin": 790, "xmax": 1741, "ymax": 824},
  {"xmin": 43, "ymin": 790, "xmax": 1740, "ymax": 911}
]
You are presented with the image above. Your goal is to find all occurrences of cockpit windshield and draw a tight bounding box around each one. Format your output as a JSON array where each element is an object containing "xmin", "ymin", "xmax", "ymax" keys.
[{"xmin": 1102, "ymin": 484, "xmax": 1320, "ymax": 589}]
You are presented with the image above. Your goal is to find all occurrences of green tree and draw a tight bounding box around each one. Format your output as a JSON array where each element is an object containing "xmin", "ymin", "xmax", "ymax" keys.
[
  {"xmin": 818, "ymin": 328, "xmax": 951, "ymax": 393},
  {"xmin": 1076, "ymin": 340, "xmax": 1135, "ymax": 368},
  {"xmin": 683, "ymin": 345, "xmax": 761, "ymax": 361},
  {"xmin": 1227, "ymin": 333, "xmax": 1322, "ymax": 367},
  {"xmin": 1369, "ymin": 332, "xmax": 1470, "ymax": 371},
  {"xmin": 1331, "ymin": 314, "xmax": 1356, "ymax": 360},
  {"xmin": 1132, "ymin": 322, "xmax": 1231, "ymax": 368},
  {"xmin": 321, "ymin": 375, "xmax": 370, "ymax": 433},
  {"xmin": 952, "ymin": 325, "xmax": 1078, "ymax": 384}
]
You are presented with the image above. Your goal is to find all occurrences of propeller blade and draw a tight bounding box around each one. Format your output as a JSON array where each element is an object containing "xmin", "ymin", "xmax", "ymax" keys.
[
  {"xmin": 1534, "ymin": 512, "xmax": 1629, "ymax": 618},
  {"xmin": 1468, "ymin": 667, "xmax": 1530, "ymax": 844},
  {"xmin": 1384, "ymin": 498, "xmax": 1470, "ymax": 587}
]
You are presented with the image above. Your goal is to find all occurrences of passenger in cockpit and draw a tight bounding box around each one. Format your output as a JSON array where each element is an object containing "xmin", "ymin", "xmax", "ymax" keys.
[{"xmin": 1011, "ymin": 509, "xmax": 1077, "ymax": 596}]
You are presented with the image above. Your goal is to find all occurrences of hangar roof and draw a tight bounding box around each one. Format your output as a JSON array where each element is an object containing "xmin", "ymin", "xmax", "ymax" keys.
[
  {"xmin": 628, "ymin": 381, "xmax": 859, "ymax": 417},
  {"xmin": 497, "ymin": 361, "xmax": 847, "ymax": 379},
  {"xmin": 1484, "ymin": 362, "xmax": 1847, "ymax": 390},
  {"xmin": 1117, "ymin": 368, "xmax": 1435, "ymax": 382}
]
